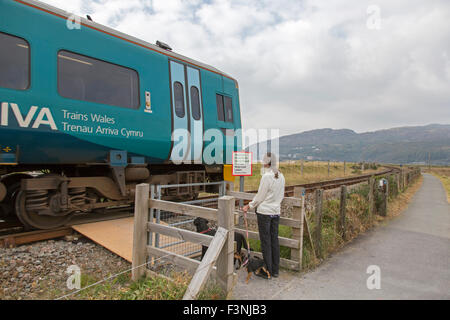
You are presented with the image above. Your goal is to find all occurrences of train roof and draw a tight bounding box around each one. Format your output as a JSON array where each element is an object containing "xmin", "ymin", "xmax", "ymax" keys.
[{"xmin": 14, "ymin": 0, "xmax": 238, "ymax": 84}]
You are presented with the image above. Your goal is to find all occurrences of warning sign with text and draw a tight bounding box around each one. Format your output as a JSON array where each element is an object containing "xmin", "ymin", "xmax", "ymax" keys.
[{"xmin": 232, "ymin": 152, "xmax": 253, "ymax": 176}]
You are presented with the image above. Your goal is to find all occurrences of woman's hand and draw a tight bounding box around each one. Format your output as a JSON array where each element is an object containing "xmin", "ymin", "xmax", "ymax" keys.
[{"xmin": 242, "ymin": 204, "xmax": 249, "ymax": 213}]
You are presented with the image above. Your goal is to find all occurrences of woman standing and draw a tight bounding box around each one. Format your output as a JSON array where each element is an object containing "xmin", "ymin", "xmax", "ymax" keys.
[{"xmin": 242, "ymin": 152, "xmax": 285, "ymax": 279}]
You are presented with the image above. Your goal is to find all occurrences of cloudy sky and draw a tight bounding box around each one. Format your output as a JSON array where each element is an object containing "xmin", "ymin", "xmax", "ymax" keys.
[{"xmin": 41, "ymin": 0, "xmax": 450, "ymax": 136}]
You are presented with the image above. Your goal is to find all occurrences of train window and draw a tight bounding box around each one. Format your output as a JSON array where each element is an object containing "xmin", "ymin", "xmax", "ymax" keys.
[
  {"xmin": 224, "ymin": 96, "xmax": 233, "ymax": 122},
  {"xmin": 58, "ymin": 50, "xmax": 139, "ymax": 109},
  {"xmin": 216, "ymin": 94, "xmax": 233, "ymax": 122},
  {"xmin": 216, "ymin": 94, "xmax": 225, "ymax": 121},
  {"xmin": 174, "ymin": 81, "xmax": 185, "ymax": 118},
  {"xmin": 0, "ymin": 32, "xmax": 30, "ymax": 90},
  {"xmin": 190, "ymin": 86, "xmax": 201, "ymax": 120}
]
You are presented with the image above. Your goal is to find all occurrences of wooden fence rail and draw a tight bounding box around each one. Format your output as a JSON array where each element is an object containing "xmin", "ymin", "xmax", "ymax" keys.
[
  {"xmin": 183, "ymin": 226, "xmax": 228, "ymax": 300},
  {"xmin": 132, "ymin": 184, "xmax": 235, "ymax": 300}
]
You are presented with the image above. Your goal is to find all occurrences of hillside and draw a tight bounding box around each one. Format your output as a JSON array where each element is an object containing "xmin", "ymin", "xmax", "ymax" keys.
[{"xmin": 256, "ymin": 124, "xmax": 450, "ymax": 165}]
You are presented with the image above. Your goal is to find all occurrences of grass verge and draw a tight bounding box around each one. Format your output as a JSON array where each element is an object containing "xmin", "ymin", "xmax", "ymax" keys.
[{"xmin": 57, "ymin": 270, "xmax": 225, "ymax": 300}]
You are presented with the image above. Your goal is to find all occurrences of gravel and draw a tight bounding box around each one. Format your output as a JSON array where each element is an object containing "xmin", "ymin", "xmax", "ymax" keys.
[{"xmin": 0, "ymin": 235, "xmax": 130, "ymax": 300}]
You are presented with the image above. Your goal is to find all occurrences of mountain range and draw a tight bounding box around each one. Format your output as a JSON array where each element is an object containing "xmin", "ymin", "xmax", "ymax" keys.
[{"xmin": 254, "ymin": 124, "xmax": 450, "ymax": 165}]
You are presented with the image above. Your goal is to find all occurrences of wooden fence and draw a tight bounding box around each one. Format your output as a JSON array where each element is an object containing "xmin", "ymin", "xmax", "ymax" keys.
[
  {"xmin": 311, "ymin": 167, "xmax": 421, "ymax": 258},
  {"xmin": 131, "ymin": 167, "xmax": 421, "ymax": 298},
  {"xmin": 229, "ymin": 166, "xmax": 421, "ymax": 265},
  {"xmin": 132, "ymin": 183, "xmax": 235, "ymax": 300}
]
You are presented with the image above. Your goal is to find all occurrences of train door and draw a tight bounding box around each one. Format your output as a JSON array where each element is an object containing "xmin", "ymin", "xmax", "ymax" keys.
[
  {"xmin": 169, "ymin": 61, "xmax": 203, "ymax": 163},
  {"xmin": 186, "ymin": 66, "xmax": 203, "ymax": 163},
  {"xmin": 169, "ymin": 60, "xmax": 189, "ymax": 162}
]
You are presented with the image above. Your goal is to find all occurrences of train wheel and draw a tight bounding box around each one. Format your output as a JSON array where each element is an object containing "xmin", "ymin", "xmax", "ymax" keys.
[
  {"xmin": 1, "ymin": 181, "xmax": 24, "ymax": 220},
  {"xmin": 15, "ymin": 190, "xmax": 72, "ymax": 230}
]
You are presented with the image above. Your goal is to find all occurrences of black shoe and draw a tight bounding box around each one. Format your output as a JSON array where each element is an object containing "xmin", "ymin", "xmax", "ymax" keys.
[{"xmin": 273, "ymin": 273, "xmax": 279, "ymax": 278}]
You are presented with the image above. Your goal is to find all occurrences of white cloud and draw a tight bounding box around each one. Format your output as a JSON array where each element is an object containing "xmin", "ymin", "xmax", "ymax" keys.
[{"xmin": 40, "ymin": 0, "xmax": 450, "ymax": 135}]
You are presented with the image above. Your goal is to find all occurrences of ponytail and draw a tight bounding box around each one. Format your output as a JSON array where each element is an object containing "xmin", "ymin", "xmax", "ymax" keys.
[{"xmin": 265, "ymin": 152, "xmax": 280, "ymax": 179}]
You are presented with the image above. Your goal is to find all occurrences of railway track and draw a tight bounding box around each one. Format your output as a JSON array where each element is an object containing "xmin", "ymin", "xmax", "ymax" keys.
[
  {"xmin": 0, "ymin": 208, "xmax": 134, "ymax": 248},
  {"xmin": 243, "ymin": 166, "xmax": 399, "ymax": 197},
  {"xmin": 197, "ymin": 166, "xmax": 400, "ymax": 208},
  {"xmin": 284, "ymin": 167, "xmax": 396, "ymax": 196},
  {"xmin": 1, "ymin": 166, "xmax": 402, "ymax": 247}
]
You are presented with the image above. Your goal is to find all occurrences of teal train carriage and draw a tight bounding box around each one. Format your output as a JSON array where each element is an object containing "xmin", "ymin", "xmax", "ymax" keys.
[{"xmin": 0, "ymin": 0, "xmax": 242, "ymax": 229}]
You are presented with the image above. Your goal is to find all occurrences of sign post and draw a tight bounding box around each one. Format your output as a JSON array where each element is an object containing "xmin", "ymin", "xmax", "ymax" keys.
[{"xmin": 232, "ymin": 152, "xmax": 253, "ymax": 211}]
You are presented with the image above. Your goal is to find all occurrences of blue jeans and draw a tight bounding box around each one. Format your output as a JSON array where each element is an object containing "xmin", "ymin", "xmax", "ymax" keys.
[{"xmin": 256, "ymin": 213, "xmax": 280, "ymax": 275}]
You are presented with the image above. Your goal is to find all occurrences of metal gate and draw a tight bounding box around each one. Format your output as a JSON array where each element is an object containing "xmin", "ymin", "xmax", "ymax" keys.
[{"xmin": 149, "ymin": 181, "xmax": 227, "ymax": 259}]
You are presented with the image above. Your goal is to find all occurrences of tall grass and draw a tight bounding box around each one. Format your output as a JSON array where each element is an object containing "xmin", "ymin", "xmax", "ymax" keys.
[{"xmin": 59, "ymin": 270, "xmax": 225, "ymax": 300}]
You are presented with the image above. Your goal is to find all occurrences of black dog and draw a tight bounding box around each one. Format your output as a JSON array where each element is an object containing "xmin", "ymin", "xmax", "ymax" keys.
[
  {"xmin": 245, "ymin": 256, "xmax": 271, "ymax": 283},
  {"xmin": 193, "ymin": 217, "xmax": 248, "ymax": 269}
]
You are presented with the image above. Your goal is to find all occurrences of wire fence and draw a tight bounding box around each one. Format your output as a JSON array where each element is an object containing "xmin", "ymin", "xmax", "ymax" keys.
[{"xmin": 55, "ymin": 252, "xmax": 173, "ymax": 300}]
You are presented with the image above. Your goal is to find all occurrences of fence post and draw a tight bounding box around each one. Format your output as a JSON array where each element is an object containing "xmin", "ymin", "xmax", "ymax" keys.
[
  {"xmin": 217, "ymin": 195, "xmax": 235, "ymax": 295},
  {"xmin": 404, "ymin": 171, "xmax": 408, "ymax": 188},
  {"xmin": 380, "ymin": 183, "xmax": 387, "ymax": 217},
  {"xmin": 132, "ymin": 183, "xmax": 149, "ymax": 281},
  {"xmin": 339, "ymin": 185, "xmax": 347, "ymax": 240},
  {"xmin": 239, "ymin": 176, "xmax": 245, "ymax": 208},
  {"xmin": 291, "ymin": 187, "xmax": 304, "ymax": 271},
  {"xmin": 148, "ymin": 185, "xmax": 155, "ymax": 247},
  {"xmin": 368, "ymin": 176, "xmax": 375, "ymax": 223},
  {"xmin": 314, "ymin": 189, "xmax": 323, "ymax": 258},
  {"xmin": 327, "ymin": 160, "xmax": 330, "ymax": 177},
  {"xmin": 404, "ymin": 170, "xmax": 407, "ymax": 189},
  {"xmin": 395, "ymin": 173, "xmax": 400, "ymax": 196},
  {"xmin": 399, "ymin": 169, "xmax": 404, "ymax": 192}
]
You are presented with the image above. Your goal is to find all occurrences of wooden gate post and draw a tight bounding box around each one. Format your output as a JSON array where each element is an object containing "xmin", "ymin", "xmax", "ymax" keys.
[
  {"xmin": 217, "ymin": 195, "xmax": 235, "ymax": 295},
  {"xmin": 404, "ymin": 171, "xmax": 408, "ymax": 188},
  {"xmin": 368, "ymin": 176, "xmax": 375, "ymax": 223},
  {"xmin": 291, "ymin": 187, "xmax": 304, "ymax": 271},
  {"xmin": 395, "ymin": 173, "xmax": 400, "ymax": 196},
  {"xmin": 314, "ymin": 189, "xmax": 324, "ymax": 258},
  {"xmin": 327, "ymin": 160, "xmax": 330, "ymax": 177},
  {"xmin": 339, "ymin": 185, "xmax": 347, "ymax": 240},
  {"xmin": 380, "ymin": 184, "xmax": 387, "ymax": 217},
  {"xmin": 401, "ymin": 169, "xmax": 405, "ymax": 191},
  {"xmin": 132, "ymin": 183, "xmax": 149, "ymax": 281}
]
